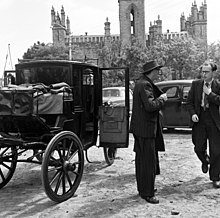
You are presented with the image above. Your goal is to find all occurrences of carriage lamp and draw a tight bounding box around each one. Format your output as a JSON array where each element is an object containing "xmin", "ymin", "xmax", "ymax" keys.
[{"xmin": 83, "ymin": 68, "xmax": 94, "ymax": 85}]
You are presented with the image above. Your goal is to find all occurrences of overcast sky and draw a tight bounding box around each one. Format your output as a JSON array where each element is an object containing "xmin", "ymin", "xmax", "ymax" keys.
[{"xmin": 1, "ymin": 0, "xmax": 219, "ymax": 75}]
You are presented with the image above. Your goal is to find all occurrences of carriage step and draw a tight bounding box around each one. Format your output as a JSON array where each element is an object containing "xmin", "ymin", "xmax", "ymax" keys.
[
  {"xmin": 0, "ymin": 136, "xmax": 47, "ymax": 149},
  {"xmin": 23, "ymin": 142, "xmax": 47, "ymax": 150}
]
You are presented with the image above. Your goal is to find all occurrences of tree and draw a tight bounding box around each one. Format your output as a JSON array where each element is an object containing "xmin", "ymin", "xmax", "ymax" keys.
[
  {"xmin": 98, "ymin": 40, "xmax": 127, "ymax": 87},
  {"xmin": 23, "ymin": 42, "xmax": 69, "ymax": 60},
  {"xmin": 208, "ymin": 41, "xmax": 220, "ymax": 79},
  {"xmin": 98, "ymin": 38, "xmax": 153, "ymax": 85},
  {"xmin": 112, "ymin": 37, "xmax": 207, "ymax": 81},
  {"xmin": 148, "ymin": 37, "xmax": 207, "ymax": 79},
  {"xmin": 116, "ymin": 39, "xmax": 149, "ymax": 80},
  {"xmin": 22, "ymin": 37, "xmax": 218, "ymax": 83},
  {"xmin": 98, "ymin": 40, "xmax": 122, "ymax": 68}
]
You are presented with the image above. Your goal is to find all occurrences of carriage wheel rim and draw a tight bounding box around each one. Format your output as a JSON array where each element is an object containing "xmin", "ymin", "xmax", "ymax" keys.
[{"xmin": 41, "ymin": 131, "xmax": 84, "ymax": 203}]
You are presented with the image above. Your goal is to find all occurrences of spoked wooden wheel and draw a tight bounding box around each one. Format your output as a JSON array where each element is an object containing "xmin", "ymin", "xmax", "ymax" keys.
[
  {"xmin": 103, "ymin": 147, "xmax": 117, "ymax": 166},
  {"xmin": 41, "ymin": 131, "xmax": 84, "ymax": 203},
  {"xmin": 0, "ymin": 146, "xmax": 18, "ymax": 189}
]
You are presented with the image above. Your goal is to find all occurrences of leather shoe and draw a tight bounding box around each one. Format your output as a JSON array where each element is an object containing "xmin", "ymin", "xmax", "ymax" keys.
[
  {"xmin": 141, "ymin": 196, "xmax": 159, "ymax": 204},
  {"xmin": 201, "ymin": 163, "xmax": 208, "ymax": 174},
  {"xmin": 213, "ymin": 181, "xmax": 220, "ymax": 188}
]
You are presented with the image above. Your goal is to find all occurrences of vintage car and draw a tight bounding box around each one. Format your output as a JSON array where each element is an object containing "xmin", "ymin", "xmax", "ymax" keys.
[
  {"xmin": 102, "ymin": 86, "xmax": 133, "ymax": 111},
  {"xmin": 155, "ymin": 80, "xmax": 193, "ymax": 129}
]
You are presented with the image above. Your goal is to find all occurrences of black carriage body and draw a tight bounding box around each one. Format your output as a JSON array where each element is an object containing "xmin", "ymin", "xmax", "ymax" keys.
[{"xmin": 1, "ymin": 60, "xmax": 102, "ymax": 148}]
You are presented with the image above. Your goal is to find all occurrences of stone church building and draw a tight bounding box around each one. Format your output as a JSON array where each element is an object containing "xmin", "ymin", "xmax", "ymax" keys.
[{"xmin": 51, "ymin": 0, "xmax": 207, "ymax": 63}]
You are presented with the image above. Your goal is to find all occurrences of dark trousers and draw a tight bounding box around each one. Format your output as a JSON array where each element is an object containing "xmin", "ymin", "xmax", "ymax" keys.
[
  {"xmin": 192, "ymin": 108, "xmax": 220, "ymax": 181},
  {"xmin": 133, "ymin": 134, "xmax": 156, "ymax": 197}
]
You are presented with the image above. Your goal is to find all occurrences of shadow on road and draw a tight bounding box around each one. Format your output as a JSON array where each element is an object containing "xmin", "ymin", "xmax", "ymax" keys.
[
  {"xmin": 159, "ymin": 176, "xmax": 213, "ymax": 198},
  {"xmin": 0, "ymin": 164, "xmax": 57, "ymax": 218},
  {"xmin": 0, "ymin": 159, "xmax": 116, "ymax": 217}
]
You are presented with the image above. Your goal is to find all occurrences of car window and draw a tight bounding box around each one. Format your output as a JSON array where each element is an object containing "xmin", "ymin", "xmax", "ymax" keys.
[
  {"xmin": 103, "ymin": 89, "xmax": 121, "ymax": 97},
  {"xmin": 121, "ymin": 90, "xmax": 125, "ymax": 97},
  {"xmin": 183, "ymin": 86, "xmax": 191, "ymax": 99},
  {"xmin": 161, "ymin": 86, "xmax": 179, "ymax": 98}
]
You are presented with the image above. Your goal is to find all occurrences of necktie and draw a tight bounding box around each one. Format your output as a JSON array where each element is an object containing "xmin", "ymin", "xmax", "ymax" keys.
[{"xmin": 203, "ymin": 82, "xmax": 209, "ymax": 110}]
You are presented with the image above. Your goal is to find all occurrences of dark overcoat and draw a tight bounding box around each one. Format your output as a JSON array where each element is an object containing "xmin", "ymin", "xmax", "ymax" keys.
[
  {"xmin": 187, "ymin": 79, "xmax": 220, "ymax": 130},
  {"xmin": 130, "ymin": 75, "xmax": 165, "ymax": 151}
]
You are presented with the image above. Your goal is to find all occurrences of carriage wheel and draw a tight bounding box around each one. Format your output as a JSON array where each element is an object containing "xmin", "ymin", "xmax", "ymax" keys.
[
  {"xmin": 103, "ymin": 147, "xmax": 117, "ymax": 166},
  {"xmin": 0, "ymin": 146, "xmax": 18, "ymax": 189},
  {"xmin": 41, "ymin": 131, "xmax": 84, "ymax": 203}
]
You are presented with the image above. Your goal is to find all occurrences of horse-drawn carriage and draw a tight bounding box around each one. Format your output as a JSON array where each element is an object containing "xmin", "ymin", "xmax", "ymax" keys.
[{"xmin": 0, "ymin": 60, "xmax": 130, "ymax": 202}]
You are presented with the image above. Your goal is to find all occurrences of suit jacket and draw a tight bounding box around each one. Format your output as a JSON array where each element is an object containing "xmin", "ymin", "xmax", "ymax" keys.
[
  {"xmin": 187, "ymin": 79, "xmax": 220, "ymax": 130},
  {"xmin": 130, "ymin": 74, "xmax": 165, "ymax": 151}
]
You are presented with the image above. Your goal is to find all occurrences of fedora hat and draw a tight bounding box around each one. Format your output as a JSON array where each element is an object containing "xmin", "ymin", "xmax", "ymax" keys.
[{"xmin": 143, "ymin": 60, "xmax": 163, "ymax": 74}]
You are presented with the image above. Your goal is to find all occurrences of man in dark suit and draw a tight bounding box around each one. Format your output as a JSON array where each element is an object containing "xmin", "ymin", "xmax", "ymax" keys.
[
  {"xmin": 187, "ymin": 62, "xmax": 220, "ymax": 188},
  {"xmin": 130, "ymin": 60, "xmax": 167, "ymax": 204}
]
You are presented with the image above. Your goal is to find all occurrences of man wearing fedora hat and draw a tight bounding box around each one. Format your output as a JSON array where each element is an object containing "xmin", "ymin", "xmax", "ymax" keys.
[{"xmin": 130, "ymin": 60, "xmax": 167, "ymax": 204}]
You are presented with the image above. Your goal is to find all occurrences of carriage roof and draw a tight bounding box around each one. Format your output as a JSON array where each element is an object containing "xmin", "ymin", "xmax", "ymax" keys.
[{"xmin": 16, "ymin": 59, "xmax": 98, "ymax": 68}]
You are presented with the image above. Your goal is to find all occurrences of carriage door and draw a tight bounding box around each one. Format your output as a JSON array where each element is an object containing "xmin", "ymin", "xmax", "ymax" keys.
[{"xmin": 99, "ymin": 67, "xmax": 130, "ymax": 148}]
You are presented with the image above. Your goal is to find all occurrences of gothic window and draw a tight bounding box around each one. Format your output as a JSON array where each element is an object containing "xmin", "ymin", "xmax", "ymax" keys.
[
  {"xmin": 57, "ymin": 30, "xmax": 60, "ymax": 41},
  {"xmin": 200, "ymin": 26, "xmax": 203, "ymax": 37},
  {"xmin": 130, "ymin": 9, "xmax": 135, "ymax": 35}
]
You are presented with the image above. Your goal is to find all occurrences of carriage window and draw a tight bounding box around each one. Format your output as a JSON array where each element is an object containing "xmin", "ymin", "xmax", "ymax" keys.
[
  {"xmin": 23, "ymin": 69, "xmax": 31, "ymax": 83},
  {"xmin": 19, "ymin": 68, "xmax": 37, "ymax": 84},
  {"xmin": 4, "ymin": 71, "xmax": 16, "ymax": 86},
  {"xmin": 18, "ymin": 66, "xmax": 70, "ymax": 86},
  {"xmin": 36, "ymin": 66, "xmax": 70, "ymax": 85},
  {"xmin": 83, "ymin": 68, "xmax": 95, "ymax": 116},
  {"xmin": 83, "ymin": 68, "xmax": 94, "ymax": 86}
]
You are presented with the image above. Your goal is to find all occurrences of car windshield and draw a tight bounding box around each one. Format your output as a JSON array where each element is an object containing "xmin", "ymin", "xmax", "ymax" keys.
[{"xmin": 103, "ymin": 89, "xmax": 124, "ymax": 97}]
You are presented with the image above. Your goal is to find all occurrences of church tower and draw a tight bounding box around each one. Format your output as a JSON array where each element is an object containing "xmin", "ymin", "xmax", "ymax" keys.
[
  {"xmin": 180, "ymin": 1, "xmax": 207, "ymax": 43},
  {"xmin": 51, "ymin": 6, "xmax": 71, "ymax": 46},
  {"xmin": 104, "ymin": 17, "xmax": 111, "ymax": 47},
  {"xmin": 192, "ymin": 0, "xmax": 207, "ymax": 42},
  {"xmin": 118, "ymin": 0, "xmax": 146, "ymax": 47}
]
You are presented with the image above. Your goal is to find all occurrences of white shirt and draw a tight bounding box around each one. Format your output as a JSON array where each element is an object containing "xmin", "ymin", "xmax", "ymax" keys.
[{"xmin": 201, "ymin": 80, "xmax": 212, "ymax": 108}]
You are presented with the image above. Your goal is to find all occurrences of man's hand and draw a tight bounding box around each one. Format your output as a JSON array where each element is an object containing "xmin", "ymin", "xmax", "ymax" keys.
[
  {"xmin": 160, "ymin": 93, "xmax": 167, "ymax": 101},
  {"xmin": 192, "ymin": 114, "xmax": 199, "ymax": 122},
  {"xmin": 203, "ymin": 84, "xmax": 211, "ymax": 95}
]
